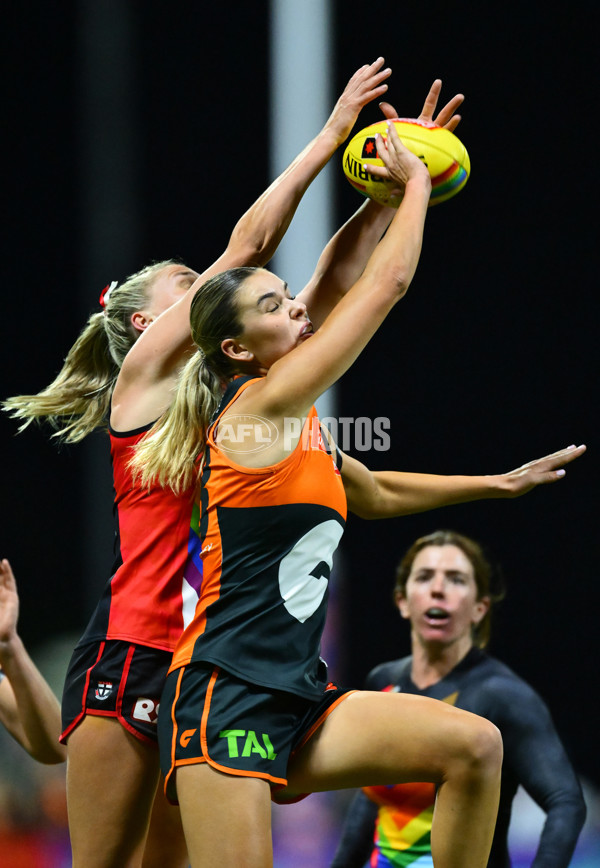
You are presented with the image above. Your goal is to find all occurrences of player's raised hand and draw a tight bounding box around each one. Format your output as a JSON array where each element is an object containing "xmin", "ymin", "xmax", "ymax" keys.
[
  {"xmin": 378, "ymin": 79, "xmax": 464, "ymax": 132},
  {"xmin": 497, "ymin": 444, "xmax": 587, "ymax": 497},
  {"xmin": 0, "ymin": 559, "xmax": 19, "ymax": 647},
  {"xmin": 364, "ymin": 120, "xmax": 430, "ymax": 190},
  {"xmin": 419, "ymin": 78, "xmax": 464, "ymax": 131},
  {"xmin": 325, "ymin": 57, "xmax": 392, "ymax": 145}
]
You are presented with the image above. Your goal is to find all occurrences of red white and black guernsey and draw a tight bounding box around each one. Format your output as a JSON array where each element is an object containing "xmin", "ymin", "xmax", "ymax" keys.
[{"xmin": 76, "ymin": 421, "xmax": 202, "ymax": 653}]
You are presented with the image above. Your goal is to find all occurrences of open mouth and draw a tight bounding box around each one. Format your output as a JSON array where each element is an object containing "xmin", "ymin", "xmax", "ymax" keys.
[{"xmin": 424, "ymin": 607, "xmax": 450, "ymax": 625}]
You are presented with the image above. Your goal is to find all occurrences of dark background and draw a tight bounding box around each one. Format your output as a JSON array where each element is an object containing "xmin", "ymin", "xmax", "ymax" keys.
[{"xmin": 2, "ymin": 0, "xmax": 597, "ymax": 793}]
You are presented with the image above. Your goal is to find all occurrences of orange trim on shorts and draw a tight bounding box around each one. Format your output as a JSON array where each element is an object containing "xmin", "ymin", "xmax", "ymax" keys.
[
  {"xmin": 171, "ymin": 668, "xmax": 186, "ymax": 765},
  {"xmin": 272, "ymin": 689, "xmax": 357, "ymax": 805},
  {"xmin": 198, "ymin": 666, "xmax": 219, "ymax": 757},
  {"xmin": 199, "ymin": 667, "xmax": 288, "ymax": 787},
  {"xmin": 163, "ymin": 668, "xmax": 187, "ymax": 800},
  {"xmin": 294, "ymin": 689, "xmax": 358, "ymax": 755}
]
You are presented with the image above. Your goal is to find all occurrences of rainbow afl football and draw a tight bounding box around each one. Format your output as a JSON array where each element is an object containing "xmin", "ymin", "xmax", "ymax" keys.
[{"xmin": 342, "ymin": 117, "xmax": 470, "ymax": 207}]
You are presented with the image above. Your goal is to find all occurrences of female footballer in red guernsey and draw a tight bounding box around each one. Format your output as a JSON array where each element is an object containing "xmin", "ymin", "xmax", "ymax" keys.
[
  {"xmin": 131, "ymin": 119, "xmax": 585, "ymax": 867},
  {"xmin": 4, "ymin": 60, "xmax": 472, "ymax": 868}
]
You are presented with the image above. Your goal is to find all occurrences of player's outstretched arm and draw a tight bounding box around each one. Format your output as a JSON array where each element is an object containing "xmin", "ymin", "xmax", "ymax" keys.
[
  {"xmin": 0, "ymin": 559, "xmax": 65, "ymax": 764},
  {"xmin": 234, "ymin": 125, "xmax": 430, "ymax": 424},
  {"xmin": 299, "ymin": 78, "xmax": 466, "ymax": 330},
  {"xmin": 298, "ymin": 198, "xmax": 395, "ymax": 330},
  {"xmin": 120, "ymin": 58, "xmax": 394, "ymax": 387},
  {"xmin": 341, "ymin": 444, "xmax": 586, "ymax": 519},
  {"xmin": 229, "ymin": 56, "xmax": 394, "ymax": 267},
  {"xmin": 300, "ymin": 78, "xmax": 464, "ymax": 328}
]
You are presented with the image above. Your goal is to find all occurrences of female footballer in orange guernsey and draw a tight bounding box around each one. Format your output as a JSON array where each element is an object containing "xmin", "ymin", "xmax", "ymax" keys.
[{"xmin": 131, "ymin": 117, "xmax": 585, "ymax": 867}]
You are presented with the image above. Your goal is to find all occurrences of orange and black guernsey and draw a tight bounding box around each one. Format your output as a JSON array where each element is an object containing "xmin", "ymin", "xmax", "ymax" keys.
[{"xmin": 169, "ymin": 376, "xmax": 347, "ymax": 700}]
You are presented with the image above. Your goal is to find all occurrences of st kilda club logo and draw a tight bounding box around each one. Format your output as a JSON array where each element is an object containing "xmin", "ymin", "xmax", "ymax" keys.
[{"xmin": 95, "ymin": 681, "xmax": 113, "ymax": 700}]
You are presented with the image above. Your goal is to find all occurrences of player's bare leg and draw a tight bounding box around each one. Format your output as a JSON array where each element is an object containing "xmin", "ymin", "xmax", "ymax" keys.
[
  {"xmin": 285, "ymin": 690, "xmax": 502, "ymax": 868},
  {"xmin": 142, "ymin": 774, "xmax": 188, "ymax": 868},
  {"xmin": 176, "ymin": 762, "xmax": 273, "ymax": 868},
  {"xmin": 67, "ymin": 716, "xmax": 161, "ymax": 868}
]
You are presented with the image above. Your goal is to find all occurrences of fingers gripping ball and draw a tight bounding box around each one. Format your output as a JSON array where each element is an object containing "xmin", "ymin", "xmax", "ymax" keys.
[{"xmin": 342, "ymin": 117, "xmax": 470, "ymax": 207}]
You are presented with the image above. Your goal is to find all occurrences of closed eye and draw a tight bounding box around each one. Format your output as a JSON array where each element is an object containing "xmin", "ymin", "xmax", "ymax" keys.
[
  {"xmin": 177, "ymin": 270, "xmax": 199, "ymax": 290},
  {"xmin": 258, "ymin": 291, "xmax": 294, "ymax": 313}
]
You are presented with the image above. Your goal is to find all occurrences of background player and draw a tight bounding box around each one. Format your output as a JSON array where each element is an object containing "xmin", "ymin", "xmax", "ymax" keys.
[
  {"xmin": 330, "ymin": 530, "xmax": 586, "ymax": 868},
  {"xmin": 0, "ymin": 557, "xmax": 66, "ymax": 765}
]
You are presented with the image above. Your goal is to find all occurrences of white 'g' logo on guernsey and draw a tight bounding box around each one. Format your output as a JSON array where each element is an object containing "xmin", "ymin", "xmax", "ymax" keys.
[{"xmin": 278, "ymin": 519, "xmax": 344, "ymax": 623}]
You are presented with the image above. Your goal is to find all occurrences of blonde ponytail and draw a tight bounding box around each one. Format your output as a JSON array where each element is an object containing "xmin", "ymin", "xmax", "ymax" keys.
[
  {"xmin": 3, "ymin": 313, "xmax": 117, "ymax": 442},
  {"xmin": 130, "ymin": 352, "xmax": 223, "ymax": 494},
  {"xmin": 3, "ymin": 260, "xmax": 177, "ymax": 442}
]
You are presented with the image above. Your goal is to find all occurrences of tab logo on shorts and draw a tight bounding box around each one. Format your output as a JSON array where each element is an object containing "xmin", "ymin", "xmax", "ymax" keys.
[
  {"xmin": 95, "ymin": 681, "xmax": 113, "ymax": 700},
  {"xmin": 219, "ymin": 729, "xmax": 277, "ymax": 760}
]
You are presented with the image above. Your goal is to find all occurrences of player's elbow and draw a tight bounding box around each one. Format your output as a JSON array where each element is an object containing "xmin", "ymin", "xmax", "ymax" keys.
[
  {"xmin": 350, "ymin": 505, "xmax": 379, "ymax": 520},
  {"xmin": 347, "ymin": 495, "xmax": 386, "ymax": 520},
  {"xmin": 546, "ymin": 788, "xmax": 588, "ymax": 837},
  {"xmin": 227, "ymin": 223, "xmax": 279, "ymax": 268},
  {"xmin": 31, "ymin": 744, "xmax": 66, "ymax": 765},
  {"xmin": 393, "ymin": 271, "xmax": 412, "ymax": 301},
  {"xmin": 223, "ymin": 239, "xmax": 263, "ymax": 269},
  {"xmin": 367, "ymin": 264, "xmax": 414, "ymax": 305},
  {"xmin": 568, "ymin": 791, "xmax": 588, "ymax": 833}
]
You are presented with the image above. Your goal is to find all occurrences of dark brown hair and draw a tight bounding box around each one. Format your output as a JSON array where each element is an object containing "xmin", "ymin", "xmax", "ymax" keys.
[{"xmin": 394, "ymin": 530, "xmax": 505, "ymax": 648}]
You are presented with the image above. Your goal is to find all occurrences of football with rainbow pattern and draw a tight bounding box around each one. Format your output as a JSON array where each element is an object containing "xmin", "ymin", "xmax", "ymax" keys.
[{"xmin": 342, "ymin": 117, "xmax": 470, "ymax": 207}]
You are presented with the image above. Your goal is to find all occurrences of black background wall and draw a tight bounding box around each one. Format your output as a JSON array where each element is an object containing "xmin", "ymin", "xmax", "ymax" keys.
[{"xmin": 2, "ymin": 2, "xmax": 597, "ymax": 789}]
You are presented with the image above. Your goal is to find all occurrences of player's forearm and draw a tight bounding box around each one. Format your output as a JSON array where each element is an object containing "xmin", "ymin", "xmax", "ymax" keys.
[
  {"xmin": 0, "ymin": 635, "xmax": 65, "ymax": 763},
  {"xmin": 354, "ymin": 470, "xmax": 508, "ymax": 519},
  {"xmin": 330, "ymin": 790, "xmax": 379, "ymax": 868},
  {"xmin": 359, "ymin": 174, "xmax": 431, "ymax": 300},
  {"xmin": 316, "ymin": 199, "xmax": 395, "ymax": 282},
  {"xmin": 302, "ymin": 200, "xmax": 395, "ymax": 328},
  {"xmin": 532, "ymin": 800, "xmax": 587, "ymax": 868},
  {"xmin": 226, "ymin": 127, "xmax": 343, "ymax": 266}
]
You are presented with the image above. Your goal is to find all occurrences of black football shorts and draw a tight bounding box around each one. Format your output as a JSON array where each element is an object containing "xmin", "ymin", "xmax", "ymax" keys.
[
  {"xmin": 61, "ymin": 639, "xmax": 172, "ymax": 745},
  {"xmin": 159, "ymin": 662, "xmax": 353, "ymax": 804}
]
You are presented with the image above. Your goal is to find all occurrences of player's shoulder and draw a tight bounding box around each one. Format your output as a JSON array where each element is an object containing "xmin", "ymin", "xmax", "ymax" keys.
[
  {"xmin": 477, "ymin": 652, "xmax": 530, "ymax": 684},
  {"xmin": 472, "ymin": 652, "xmax": 548, "ymax": 710},
  {"xmin": 365, "ymin": 655, "xmax": 412, "ymax": 691}
]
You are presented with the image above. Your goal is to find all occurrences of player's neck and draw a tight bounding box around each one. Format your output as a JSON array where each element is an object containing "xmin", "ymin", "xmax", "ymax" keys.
[{"xmin": 410, "ymin": 633, "xmax": 474, "ymax": 689}]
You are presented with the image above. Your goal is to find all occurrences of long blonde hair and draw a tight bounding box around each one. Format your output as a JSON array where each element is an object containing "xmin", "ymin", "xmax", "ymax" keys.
[
  {"xmin": 130, "ymin": 267, "xmax": 254, "ymax": 494},
  {"xmin": 3, "ymin": 260, "xmax": 178, "ymax": 442}
]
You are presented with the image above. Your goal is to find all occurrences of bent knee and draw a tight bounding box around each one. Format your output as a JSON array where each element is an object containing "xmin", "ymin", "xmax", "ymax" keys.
[
  {"xmin": 467, "ymin": 717, "xmax": 503, "ymax": 769},
  {"xmin": 449, "ymin": 714, "xmax": 503, "ymax": 777}
]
